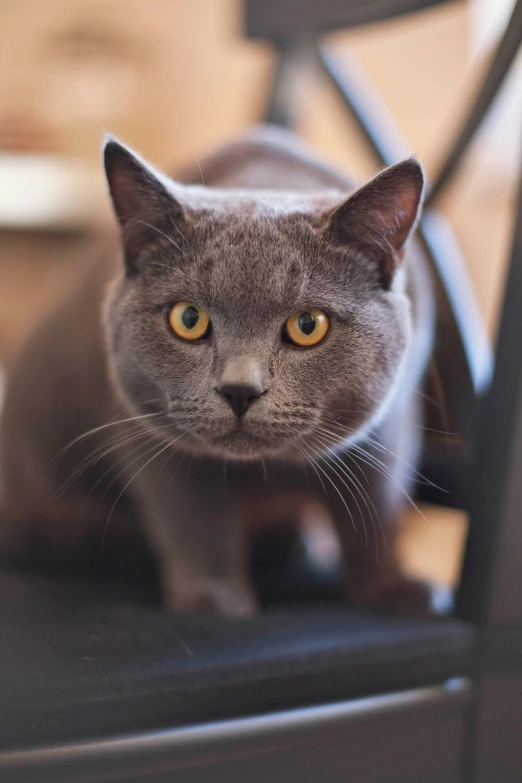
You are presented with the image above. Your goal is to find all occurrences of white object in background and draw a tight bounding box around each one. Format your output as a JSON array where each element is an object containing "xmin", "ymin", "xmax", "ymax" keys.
[
  {"xmin": 469, "ymin": 0, "xmax": 522, "ymax": 192},
  {"xmin": 0, "ymin": 155, "xmax": 107, "ymax": 229}
]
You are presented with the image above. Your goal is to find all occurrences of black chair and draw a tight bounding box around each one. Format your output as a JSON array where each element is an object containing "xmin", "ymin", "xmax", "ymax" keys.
[{"xmin": 0, "ymin": 2, "xmax": 521, "ymax": 780}]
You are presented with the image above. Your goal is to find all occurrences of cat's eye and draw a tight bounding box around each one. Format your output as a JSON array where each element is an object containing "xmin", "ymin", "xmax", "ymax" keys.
[
  {"xmin": 284, "ymin": 308, "xmax": 330, "ymax": 347},
  {"xmin": 168, "ymin": 302, "xmax": 211, "ymax": 341}
]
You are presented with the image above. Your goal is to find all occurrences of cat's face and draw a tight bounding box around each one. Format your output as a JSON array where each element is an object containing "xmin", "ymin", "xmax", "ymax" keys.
[{"xmin": 104, "ymin": 138, "xmax": 423, "ymax": 460}]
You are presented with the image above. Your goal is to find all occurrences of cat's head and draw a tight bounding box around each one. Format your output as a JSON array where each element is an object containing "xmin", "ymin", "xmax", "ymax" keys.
[{"xmin": 103, "ymin": 137, "xmax": 424, "ymax": 460}]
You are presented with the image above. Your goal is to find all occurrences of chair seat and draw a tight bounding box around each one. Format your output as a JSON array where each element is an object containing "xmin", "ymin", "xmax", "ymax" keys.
[{"xmin": 0, "ymin": 569, "xmax": 475, "ymax": 751}]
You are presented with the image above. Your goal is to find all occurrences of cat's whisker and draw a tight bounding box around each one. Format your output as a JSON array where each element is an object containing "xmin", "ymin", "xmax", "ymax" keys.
[
  {"xmin": 56, "ymin": 410, "xmax": 174, "ymax": 499},
  {"xmin": 83, "ymin": 423, "xmax": 175, "ymax": 504},
  {"xmin": 410, "ymin": 386, "xmax": 441, "ymax": 408},
  {"xmin": 56, "ymin": 411, "xmax": 164, "ymax": 459},
  {"xmin": 77, "ymin": 433, "xmax": 157, "ymax": 507},
  {"xmin": 411, "ymin": 423, "xmax": 458, "ymax": 437},
  {"xmin": 356, "ymin": 434, "xmax": 444, "ymax": 491},
  {"xmin": 314, "ymin": 428, "xmax": 384, "ymax": 551},
  {"xmin": 328, "ymin": 439, "xmax": 386, "ymax": 553},
  {"xmin": 153, "ymin": 440, "xmax": 181, "ymax": 493},
  {"xmin": 148, "ymin": 263, "xmax": 178, "ymax": 272},
  {"xmin": 309, "ymin": 433, "xmax": 364, "ymax": 542},
  {"xmin": 323, "ymin": 411, "xmax": 439, "ymax": 475},
  {"xmin": 54, "ymin": 425, "xmax": 156, "ymax": 498},
  {"xmin": 298, "ymin": 438, "xmax": 357, "ymax": 534},
  {"xmin": 323, "ymin": 408, "xmax": 372, "ymax": 417},
  {"xmin": 343, "ymin": 459, "xmax": 387, "ymax": 556},
  {"xmin": 346, "ymin": 443, "xmax": 428, "ymax": 523},
  {"xmin": 99, "ymin": 424, "xmax": 179, "ymax": 500},
  {"xmin": 311, "ymin": 419, "xmax": 428, "ymax": 522},
  {"xmin": 128, "ymin": 219, "xmax": 190, "ymax": 261},
  {"xmin": 295, "ymin": 442, "xmax": 327, "ymax": 495},
  {"xmin": 169, "ymin": 450, "xmax": 188, "ymax": 485},
  {"xmin": 312, "ymin": 430, "xmax": 386, "ymax": 554},
  {"xmin": 195, "ymin": 157, "xmax": 206, "ymax": 186},
  {"xmin": 101, "ymin": 436, "xmax": 182, "ymax": 551},
  {"xmin": 314, "ymin": 425, "xmax": 371, "ymax": 489},
  {"xmin": 186, "ymin": 455, "xmax": 195, "ymax": 481},
  {"xmin": 170, "ymin": 217, "xmax": 190, "ymax": 246},
  {"xmin": 315, "ymin": 419, "xmax": 442, "ymax": 491}
]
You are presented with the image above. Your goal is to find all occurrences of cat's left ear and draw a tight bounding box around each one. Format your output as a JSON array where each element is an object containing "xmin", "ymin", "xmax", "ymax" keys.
[
  {"xmin": 103, "ymin": 136, "xmax": 185, "ymax": 271},
  {"xmin": 327, "ymin": 158, "xmax": 424, "ymax": 286}
]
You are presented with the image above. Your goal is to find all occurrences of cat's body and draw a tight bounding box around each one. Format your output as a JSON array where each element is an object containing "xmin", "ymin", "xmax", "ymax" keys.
[{"xmin": 0, "ymin": 127, "xmax": 434, "ymax": 614}]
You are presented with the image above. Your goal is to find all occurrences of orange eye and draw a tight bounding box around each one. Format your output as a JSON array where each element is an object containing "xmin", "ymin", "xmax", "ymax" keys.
[
  {"xmin": 284, "ymin": 309, "xmax": 330, "ymax": 347},
  {"xmin": 168, "ymin": 302, "xmax": 210, "ymax": 341}
]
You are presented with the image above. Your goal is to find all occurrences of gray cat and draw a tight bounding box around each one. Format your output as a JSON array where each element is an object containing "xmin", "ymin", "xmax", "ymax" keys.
[{"xmin": 0, "ymin": 127, "xmax": 434, "ymax": 615}]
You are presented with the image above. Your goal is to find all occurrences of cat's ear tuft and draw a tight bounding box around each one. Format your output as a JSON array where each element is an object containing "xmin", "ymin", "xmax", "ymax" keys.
[
  {"xmin": 328, "ymin": 158, "xmax": 424, "ymax": 284},
  {"xmin": 103, "ymin": 136, "xmax": 185, "ymax": 270}
]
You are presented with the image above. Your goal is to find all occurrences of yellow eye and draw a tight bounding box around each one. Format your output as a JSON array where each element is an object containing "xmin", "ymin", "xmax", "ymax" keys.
[
  {"xmin": 168, "ymin": 302, "xmax": 210, "ymax": 341},
  {"xmin": 284, "ymin": 308, "xmax": 330, "ymax": 347}
]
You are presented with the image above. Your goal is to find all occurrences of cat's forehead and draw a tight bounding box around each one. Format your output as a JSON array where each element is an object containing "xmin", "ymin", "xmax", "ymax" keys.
[
  {"xmin": 185, "ymin": 202, "xmax": 357, "ymax": 317},
  {"xmin": 176, "ymin": 184, "xmax": 345, "ymax": 217},
  {"xmin": 141, "ymin": 187, "xmax": 368, "ymax": 318},
  {"xmin": 187, "ymin": 187, "xmax": 337, "ymax": 274},
  {"xmin": 194, "ymin": 213, "xmax": 309, "ymax": 315}
]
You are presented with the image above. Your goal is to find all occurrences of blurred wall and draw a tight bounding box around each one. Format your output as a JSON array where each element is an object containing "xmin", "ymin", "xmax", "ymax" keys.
[
  {"xmin": 0, "ymin": 0, "xmax": 517, "ymax": 361},
  {"xmin": 0, "ymin": 0, "xmax": 270, "ymax": 168}
]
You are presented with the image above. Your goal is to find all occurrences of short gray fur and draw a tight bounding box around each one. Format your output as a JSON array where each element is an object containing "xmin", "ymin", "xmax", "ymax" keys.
[{"xmin": 0, "ymin": 127, "xmax": 434, "ymax": 615}]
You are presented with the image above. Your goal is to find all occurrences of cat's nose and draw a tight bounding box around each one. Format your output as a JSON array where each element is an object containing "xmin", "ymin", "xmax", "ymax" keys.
[{"xmin": 216, "ymin": 383, "xmax": 265, "ymax": 418}]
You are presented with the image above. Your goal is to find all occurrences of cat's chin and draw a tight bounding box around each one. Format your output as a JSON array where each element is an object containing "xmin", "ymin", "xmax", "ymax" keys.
[
  {"xmin": 208, "ymin": 433, "xmax": 284, "ymax": 460},
  {"xmin": 200, "ymin": 428, "xmax": 297, "ymax": 461}
]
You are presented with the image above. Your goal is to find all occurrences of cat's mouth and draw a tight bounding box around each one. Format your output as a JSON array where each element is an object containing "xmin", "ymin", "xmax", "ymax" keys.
[{"xmin": 164, "ymin": 404, "xmax": 334, "ymax": 459}]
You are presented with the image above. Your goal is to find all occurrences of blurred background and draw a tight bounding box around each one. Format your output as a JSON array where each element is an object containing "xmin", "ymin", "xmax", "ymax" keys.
[{"xmin": 0, "ymin": 0, "xmax": 520, "ymax": 592}]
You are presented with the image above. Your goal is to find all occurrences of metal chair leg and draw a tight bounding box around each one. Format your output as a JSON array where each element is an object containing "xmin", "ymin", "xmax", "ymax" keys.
[
  {"xmin": 426, "ymin": 0, "xmax": 522, "ymax": 206},
  {"xmin": 262, "ymin": 43, "xmax": 305, "ymax": 128}
]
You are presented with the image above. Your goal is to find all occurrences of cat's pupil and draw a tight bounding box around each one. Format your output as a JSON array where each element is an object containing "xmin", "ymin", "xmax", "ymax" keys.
[
  {"xmin": 182, "ymin": 306, "xmax": 199, "ymax": 330},
  {"xmin": 298, "ymin": 312, "xmax": 315, "ymax": 336}
]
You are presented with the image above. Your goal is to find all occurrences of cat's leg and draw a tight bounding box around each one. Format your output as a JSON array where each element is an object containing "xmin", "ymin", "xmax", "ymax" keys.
[
  {"xmin": 130, "ymin": 455, "xmax": 256, "ymax": 617},
  {"xmin": 323, "ymin": 397, "xmax": 433, "ymax": 612}
]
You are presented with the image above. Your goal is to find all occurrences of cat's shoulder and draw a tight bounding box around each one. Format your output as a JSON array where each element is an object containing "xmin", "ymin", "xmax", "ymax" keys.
[{"xmin": 175, "ymin": 125, "xmax": 358, "ymax": 193}]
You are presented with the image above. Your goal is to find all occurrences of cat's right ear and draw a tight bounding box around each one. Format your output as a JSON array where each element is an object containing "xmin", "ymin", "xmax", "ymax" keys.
[
  {"xmin": 326, "ymin": 158, "xmax": 424, "ymax": 288},
  {"xmin": 103, "ymin": 136, "xmax": 185, "ymax": 271}
]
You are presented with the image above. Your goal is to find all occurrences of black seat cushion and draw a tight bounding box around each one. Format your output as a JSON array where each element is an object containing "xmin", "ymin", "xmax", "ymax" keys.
[{"xmin": 0, "ymin": 569, "xmax": 475, "ymax": 751}]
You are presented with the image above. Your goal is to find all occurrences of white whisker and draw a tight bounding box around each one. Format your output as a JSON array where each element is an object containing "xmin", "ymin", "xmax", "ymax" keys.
[
  {"xmin": 101, "ymin": 436, "xmax": 182, "ymax": 551},
  {"xmin": 349, "ymin": 443, "xmax": 428, "ymax": 523},
  {"xmin": 54, "ymin": 425, "xmax": 156, "ymax": 498},
  {"xmin": 298, "ymin": 440, "xmax": 357, "ymax": 533},
  {"xmin": 170, "ymin": 218, "xmax": 190, "ymax": 245},
  {"xmin": 312, "ymin": 431, "xmax": 385, "ymax": 554},
  {"xmin": 128, "ymin": 219, "xmax": 190, "ymax": 261},
  {"xmin": 56, "ymin": 412, "xmax": 163, "ymax": 458},
  {"xmin": 195, "ymin": 157, "xmax": 206, "ymax": 186}
]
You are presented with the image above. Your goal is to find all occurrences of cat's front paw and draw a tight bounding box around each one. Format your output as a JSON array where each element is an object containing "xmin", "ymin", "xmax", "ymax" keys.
[
  {"xmin": 346, "ymin": 567, "xmax": 448, "ymax": 615},
  {"xmin": 164, "ymin": 577, "xmax": 258, "ymax": 618}
]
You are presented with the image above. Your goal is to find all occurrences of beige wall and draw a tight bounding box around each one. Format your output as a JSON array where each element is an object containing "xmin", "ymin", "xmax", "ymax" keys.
[
  {"xmin": 0, "ymin": 0, "xmax": 477, "ymax": 169},
  {"xmin": 0, "ymin": 0, "xmax": 269, "ymax": 166}
]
